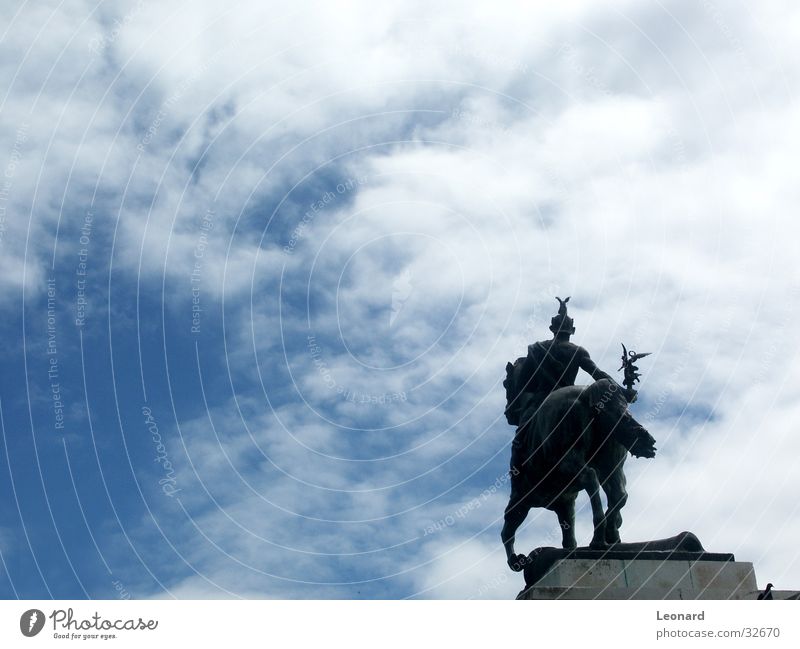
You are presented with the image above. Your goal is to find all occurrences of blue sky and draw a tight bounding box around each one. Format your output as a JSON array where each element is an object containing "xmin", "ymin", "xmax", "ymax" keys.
[{"xmin": 1, "ymin": 0, "xmax": 800, "ymax": 599}]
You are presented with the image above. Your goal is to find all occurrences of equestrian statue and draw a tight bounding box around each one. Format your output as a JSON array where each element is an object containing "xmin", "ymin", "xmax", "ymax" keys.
[{"xmin": 501, "ymin": 297, "xmax": 657, "ymax": 571}]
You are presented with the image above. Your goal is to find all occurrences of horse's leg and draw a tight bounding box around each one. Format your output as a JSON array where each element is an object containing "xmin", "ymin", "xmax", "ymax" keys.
[
  {"xmin": 501, "ymin": 500, "xmax": 529, "ymax": 572},
  {"xmin": 600, "ymin": 448, "xmax": 628, "ymax": 545},
  {"xmin": 580, "ymin": 467, "xmax": 608, "ymax": 549},
  {"xmin": 553, "ymin": 497, "xmax": 577, "ymax": 550}
]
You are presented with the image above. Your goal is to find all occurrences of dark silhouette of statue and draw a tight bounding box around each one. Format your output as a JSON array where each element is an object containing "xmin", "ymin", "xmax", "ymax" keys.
[{"xmin": 501, "ymin": 297, "xmax": 656, "ymax": 571}]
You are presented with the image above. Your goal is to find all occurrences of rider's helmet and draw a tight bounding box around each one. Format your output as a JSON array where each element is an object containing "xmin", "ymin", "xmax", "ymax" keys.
[{"xmin": 549, "ymin": 296, "xmax": 575, "ymax": 336}]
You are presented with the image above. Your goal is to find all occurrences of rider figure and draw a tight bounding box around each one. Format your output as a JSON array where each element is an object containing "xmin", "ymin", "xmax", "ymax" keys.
[
  {"xmin": 507, "ymin": 297, "xmax": 655, "ymax": 488},
  {"xmin": 519, "ymin": 296, "xmax": 615, "ymax": 408}
]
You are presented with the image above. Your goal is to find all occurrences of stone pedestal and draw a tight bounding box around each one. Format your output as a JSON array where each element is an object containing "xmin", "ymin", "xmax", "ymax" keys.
[
  {"xmin": 514, "ymin": 533, "xmax": 799, "ymax": 599},
  {"xmin": 517, "ymin": 555, "xmax": 758, "ymax": 600}
]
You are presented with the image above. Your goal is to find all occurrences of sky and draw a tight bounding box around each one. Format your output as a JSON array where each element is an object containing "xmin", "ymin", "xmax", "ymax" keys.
[{"xmin": 1, "ymin": 0, "xmax": 799, "ymax": 599}]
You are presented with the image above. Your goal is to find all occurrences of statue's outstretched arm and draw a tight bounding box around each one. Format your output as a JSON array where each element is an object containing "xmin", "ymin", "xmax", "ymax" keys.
[{"xmin": 578, "ymin": 348, "xmax": 615, "ymax": 383}]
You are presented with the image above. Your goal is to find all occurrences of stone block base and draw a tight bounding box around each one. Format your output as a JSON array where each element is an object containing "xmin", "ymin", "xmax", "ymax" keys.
[{"xmin": 517, "ymin": 557, "xmax": 758, "ymax": 600}]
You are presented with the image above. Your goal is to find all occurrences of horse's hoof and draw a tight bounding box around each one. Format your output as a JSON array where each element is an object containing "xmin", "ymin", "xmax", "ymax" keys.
[{"xmin": 589, "ymin": 539, "xmax": 609, "ymax": 550}]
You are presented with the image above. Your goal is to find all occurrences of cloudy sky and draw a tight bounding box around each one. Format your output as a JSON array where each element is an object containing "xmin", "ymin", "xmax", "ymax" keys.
[{"xmin": 1, "ymin": 0, "xmax": 799, "ymax": 599}]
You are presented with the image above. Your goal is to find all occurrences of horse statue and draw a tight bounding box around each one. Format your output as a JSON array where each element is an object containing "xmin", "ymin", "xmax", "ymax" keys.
[{"xmin": 501, "ymin": 298, "xmax": 656, "ymax": 571}]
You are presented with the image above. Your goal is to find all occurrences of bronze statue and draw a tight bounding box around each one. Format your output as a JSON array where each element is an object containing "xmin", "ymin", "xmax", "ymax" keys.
[{"xmin": 501, "ymin": 297, "xmax": 656, "ymax": 571}]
